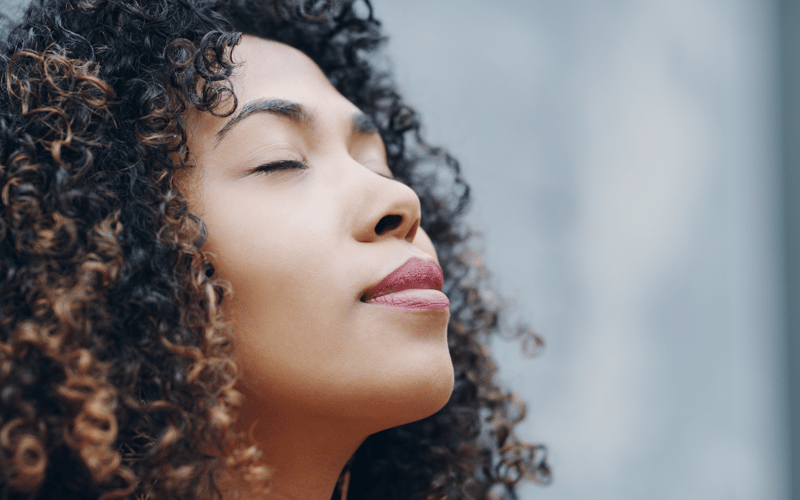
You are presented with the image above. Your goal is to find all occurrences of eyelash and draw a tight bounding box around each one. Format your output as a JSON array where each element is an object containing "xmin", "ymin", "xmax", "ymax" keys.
[{"xmin": 252, "ymin": 159, "xmax": 309, "ymax": 174}]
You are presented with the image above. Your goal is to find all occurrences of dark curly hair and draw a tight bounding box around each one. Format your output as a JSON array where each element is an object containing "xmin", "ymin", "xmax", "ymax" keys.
[{"xmin": 0, "ymin": 0, "xmax": 550, "ymax": 498}]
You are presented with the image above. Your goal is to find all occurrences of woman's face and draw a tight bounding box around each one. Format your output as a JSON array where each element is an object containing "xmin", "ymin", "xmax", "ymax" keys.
[{"xmin": 181, "ymin": 36, "xmax": 453, "ymax": 430}]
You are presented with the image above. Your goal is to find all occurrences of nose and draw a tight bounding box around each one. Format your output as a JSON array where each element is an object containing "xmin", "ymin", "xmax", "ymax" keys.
[{"xmin": 352, "ymin": 173, "xmax": 421, "ymax": 244}]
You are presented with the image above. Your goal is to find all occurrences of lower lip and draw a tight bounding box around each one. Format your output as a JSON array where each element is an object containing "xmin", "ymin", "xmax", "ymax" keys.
[{"xmin": 364, "ymin": 289, "xmax": 449, "ymax": 310}]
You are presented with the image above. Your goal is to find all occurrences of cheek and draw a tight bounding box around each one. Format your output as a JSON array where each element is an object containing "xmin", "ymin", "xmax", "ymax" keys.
[
  {"xmin": 216, "ymin": 235, "xmax": 453, "ymax": 426},
  {"xmin": 212, "ymin": 234, "xmax": 361, "ymax": 409},
  {"xmin": 200, "ymin": 184, "xmax": 334, "ymax": 295},
  {"xmin": 193, "ymin": 182, "xmax": 453, "ymax": 426},
  {"xmin": 209, "ymin": 222, "xmax": 347, "ymax": 337}
]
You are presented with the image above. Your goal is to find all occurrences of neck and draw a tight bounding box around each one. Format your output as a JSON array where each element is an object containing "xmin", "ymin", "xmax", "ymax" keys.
[{"xmin": 231, "ymin": 408, "xmax": 367, "ymax": 500}]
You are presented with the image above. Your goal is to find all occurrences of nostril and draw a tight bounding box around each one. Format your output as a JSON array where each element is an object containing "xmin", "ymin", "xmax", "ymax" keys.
[{"xmin": 375, "ymin": 214, "xmax": 403, "ymax": 235}]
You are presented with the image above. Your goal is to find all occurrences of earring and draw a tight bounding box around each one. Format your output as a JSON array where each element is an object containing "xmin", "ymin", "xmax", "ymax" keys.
[
  {"xmin": 202, "ymin": 261, "xmax": 225, "ymax": 305},
  {"xmin": 338, "ymin": 458, "xmax": 352, "ymax": 500},
  {"xmin": 340, "ymin": 468, "xmax": 351, "ymax": 500}
]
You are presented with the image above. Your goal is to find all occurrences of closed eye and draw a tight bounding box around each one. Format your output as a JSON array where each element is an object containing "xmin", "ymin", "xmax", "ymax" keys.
[{"xmin": 251, "ymin": 159, "xmax": 309, "ymax": 175}]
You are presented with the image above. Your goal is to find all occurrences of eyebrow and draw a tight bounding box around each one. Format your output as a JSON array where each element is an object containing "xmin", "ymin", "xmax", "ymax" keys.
[
  {"xmin": 215, "ymin": 98, "xmax": 311, "ymax": 144},
  {"xmin": 215, "ymin": 97, "xmax": 380, "ymax": 145}
]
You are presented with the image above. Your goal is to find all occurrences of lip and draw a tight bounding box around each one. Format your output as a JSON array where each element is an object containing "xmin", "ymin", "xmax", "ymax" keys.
[{"xmin": 362, "ymin": 257, "xmax": 449, "ymax": 310}]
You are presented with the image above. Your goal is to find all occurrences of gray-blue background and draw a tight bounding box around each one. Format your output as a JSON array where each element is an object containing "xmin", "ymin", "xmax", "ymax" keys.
[
  {"xmin": 0, "ymin": 0, "xmax": 788, "ymax": 498},
  {"xmin": 371, "ymin": 1, "xmax": 787, "ymax": 499}
]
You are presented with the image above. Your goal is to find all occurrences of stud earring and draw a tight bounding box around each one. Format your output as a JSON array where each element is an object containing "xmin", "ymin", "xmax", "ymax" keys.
[{"xmin": 338, "ymin": 458, "xmax": 352, "ymax": 500}]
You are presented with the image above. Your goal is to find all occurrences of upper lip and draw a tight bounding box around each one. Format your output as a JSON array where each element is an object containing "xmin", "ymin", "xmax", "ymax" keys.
[{"xmin": 361, "ymin": 257, "xmax": 444, "ymax": 301}]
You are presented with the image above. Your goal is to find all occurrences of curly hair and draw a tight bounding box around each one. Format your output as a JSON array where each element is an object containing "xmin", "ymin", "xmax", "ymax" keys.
[{"xmin": 0, "ymin": 0, "xmax": 550, "ymax": 498}]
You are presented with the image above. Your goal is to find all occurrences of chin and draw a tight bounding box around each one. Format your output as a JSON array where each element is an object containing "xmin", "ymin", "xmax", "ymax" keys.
[
  {"xmin": 405, "ymin": 361, "xmax": 455, "ymax": 423},
  {"xmin": 358, "ymin": 348, "xmax": 455, "ymax": 433}
]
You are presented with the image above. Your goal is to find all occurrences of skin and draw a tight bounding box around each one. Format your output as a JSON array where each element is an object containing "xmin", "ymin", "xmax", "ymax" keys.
[{"xmin": 181, "ymin": 36, "xmax": 454, "ymax": 499}]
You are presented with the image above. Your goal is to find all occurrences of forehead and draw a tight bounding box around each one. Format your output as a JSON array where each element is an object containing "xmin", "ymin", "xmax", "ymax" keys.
[
  {"xmin": 185, "ymin": 35, "xmax": 356, "ymax": 152},
  {"xmin": 231, "ymin": 35, "xmax": 339, "ymax": 102}
]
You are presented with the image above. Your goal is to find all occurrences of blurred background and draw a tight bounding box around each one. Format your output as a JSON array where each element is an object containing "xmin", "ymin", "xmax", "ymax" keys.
[
  {"xmin": 371, "ymin": 1, "xmax": 790, "ymax": 499},
  {"xmin": 0, "ymin": 0, "xmax": 791, "ymax": 497}
]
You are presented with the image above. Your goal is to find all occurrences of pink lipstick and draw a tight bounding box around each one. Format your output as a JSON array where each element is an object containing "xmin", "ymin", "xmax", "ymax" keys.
[{"xmin": 362, "ymin": 257, "xmax": 449, "ymax": 310}]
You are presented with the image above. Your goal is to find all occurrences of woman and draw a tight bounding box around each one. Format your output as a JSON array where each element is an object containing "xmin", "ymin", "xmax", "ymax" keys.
[{"xmin": 0, "ymin": 0, "xmax": 550, "ymax": 498}]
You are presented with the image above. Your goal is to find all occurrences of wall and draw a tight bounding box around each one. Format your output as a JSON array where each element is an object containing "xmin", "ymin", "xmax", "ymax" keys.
[{"xmin": 371, "ymin": 1, "xmax": 787, "ymax": 498}]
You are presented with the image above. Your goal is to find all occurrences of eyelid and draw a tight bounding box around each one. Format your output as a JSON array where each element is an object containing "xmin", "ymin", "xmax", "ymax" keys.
[
  {"xmin": 372, "ymin": 168, "xmax": 395, "ymax": 181},
  {"xmin": 350, "ymin": 132, "xmax": 391, "ymax": 170},
  {"xmin": 250, "ymin": 158, "xmax": 309, "ymax": 175}
]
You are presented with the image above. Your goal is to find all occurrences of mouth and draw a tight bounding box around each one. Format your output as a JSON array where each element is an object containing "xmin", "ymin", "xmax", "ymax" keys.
[{"xmin": 361, "ymin": 257, "xmax": 449, "ymax": 310}]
